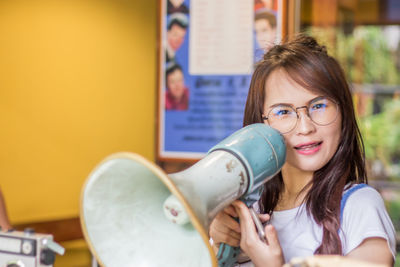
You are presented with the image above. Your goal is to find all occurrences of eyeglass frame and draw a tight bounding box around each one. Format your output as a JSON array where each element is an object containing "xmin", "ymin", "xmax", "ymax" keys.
[{"xmin": 261, "ymin": 96, "xmax": 339, "ymax": 134}]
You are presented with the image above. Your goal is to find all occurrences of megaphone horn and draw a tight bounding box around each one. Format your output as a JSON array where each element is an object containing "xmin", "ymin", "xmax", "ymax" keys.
[{"xmin": 80, "ymin": 123, "xmax": 286, "ymax": 267}]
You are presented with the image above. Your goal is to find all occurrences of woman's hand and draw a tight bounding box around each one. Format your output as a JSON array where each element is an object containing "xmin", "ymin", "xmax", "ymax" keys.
[
  {"xmin": 232, "ymin": 200, "xmax": 284, "ymax": 267},
  {"xmin": 209, "ymin": 204, "xmax": 241, "ymax": 251}
]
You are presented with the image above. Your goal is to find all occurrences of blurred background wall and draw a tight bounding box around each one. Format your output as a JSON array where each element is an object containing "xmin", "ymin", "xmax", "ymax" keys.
[{"xmin": 0, "ymin": 0, "xmax": 157, "ymax": 265}]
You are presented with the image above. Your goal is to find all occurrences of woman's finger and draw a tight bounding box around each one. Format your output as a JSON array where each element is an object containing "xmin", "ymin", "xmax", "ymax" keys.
[
  {"xmin": 216, "ymin": 211, "xmax": 241, "ymax": 233},
  {"xmin": 212, "ymin": 222, "xmax": 241, "ymax": 240},
  {"xmin": 258, "ymin": 213, "xmax": 270, "ymax": 223},
  {"xmin": 264, "ymin": 224, "xmax": 280, "ymax": 248},
  {"xmin": 231, "ymin": 200, "xmax": 258, "ymax": 240},
  {"xmin": 223, "ymin": 204, "xmax": 238, "ymax": 218},
  {"xmin": 221, "ymin": 237, "xmax": 240, "ymax": 247},
  {"xmin": 213, "ymin": 229, "xmax": 241, "ymax": 247},
  {"xmin": 210, "ymin": 217, "xmax": 241, "ymax": 247}
]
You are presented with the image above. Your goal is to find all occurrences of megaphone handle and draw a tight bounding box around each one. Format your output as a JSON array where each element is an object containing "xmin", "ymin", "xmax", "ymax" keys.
[
  {"xmin": 217, "ymin": 189, "xmax": 264, "ymax": 266},
  {"xmin": 216, "ymin": 242, "xmax": 240, "ymax": 267}
]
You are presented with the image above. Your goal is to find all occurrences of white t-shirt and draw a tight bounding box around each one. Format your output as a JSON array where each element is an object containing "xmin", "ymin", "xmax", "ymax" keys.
[{"xmin": 238, "ymin": 184, "xmax": 396, "ymax": 266}]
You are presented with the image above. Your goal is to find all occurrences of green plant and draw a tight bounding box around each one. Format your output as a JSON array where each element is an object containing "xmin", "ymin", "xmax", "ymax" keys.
[
  {"xmin": 306, "ymin": 26, "xmax": 400, "ymax": 85},
  {"xmin": 359, "ymin": 99, "xmax": 400, "ymax": 178}
]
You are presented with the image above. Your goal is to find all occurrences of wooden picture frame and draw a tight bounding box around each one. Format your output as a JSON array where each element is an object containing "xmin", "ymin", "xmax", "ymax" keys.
[{"xmin": 157, "ymin": 0, "xmax": 287, "ymax": 162}]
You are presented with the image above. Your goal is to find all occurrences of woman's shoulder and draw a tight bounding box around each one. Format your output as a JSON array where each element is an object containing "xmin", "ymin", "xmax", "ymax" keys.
[
  {"xmin": 341, "ymin": 183, "xmax": 385, "ymax": 213},
  {"xmin": 341, "ymin": 183, "xmax": 393, "ymax": 232},
  {"xmin": 340, "ymin": 183, "xmax": 397, "ymax": 258},
  {"xmin": 342, "ymin": 183, "xmax": 383, "ymax": 205}
]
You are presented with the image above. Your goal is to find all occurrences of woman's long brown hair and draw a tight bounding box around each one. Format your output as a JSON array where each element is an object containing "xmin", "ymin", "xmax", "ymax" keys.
[{"xmin": 243, "ymin": 35, "xmax": 367, "ymax": 254}]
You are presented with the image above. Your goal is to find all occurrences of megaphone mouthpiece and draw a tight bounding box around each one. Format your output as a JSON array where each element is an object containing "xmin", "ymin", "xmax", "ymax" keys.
[{"xmin": 163, "ymin": 194, "xmax": 190, "ymax": 225}]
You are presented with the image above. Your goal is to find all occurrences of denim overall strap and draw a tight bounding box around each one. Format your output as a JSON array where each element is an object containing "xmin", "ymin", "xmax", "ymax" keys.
[{"xmin": 340, "ymin": 183, "xmax": 369, "ymax": 224}]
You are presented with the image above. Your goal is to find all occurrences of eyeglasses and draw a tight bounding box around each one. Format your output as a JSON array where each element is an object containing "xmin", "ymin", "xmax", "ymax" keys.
[{"xmin": 262, "ymin": 97, "xmax": 339, "ymax": 134}]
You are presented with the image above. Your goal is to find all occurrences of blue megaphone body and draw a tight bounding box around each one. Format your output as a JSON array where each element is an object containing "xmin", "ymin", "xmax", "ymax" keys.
[
  {"xmin": 209, "ymin": 123, "xmax": 286, "ymax": 266},
  {"xmin": 80, "ymin": 123, "xmax": 286, "ymax": 267}
]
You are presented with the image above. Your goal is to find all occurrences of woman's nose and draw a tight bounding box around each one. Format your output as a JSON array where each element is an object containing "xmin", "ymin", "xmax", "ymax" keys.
[{"xmin": 295, "ymin": 109, "xmax": 316, "ymax": 135}]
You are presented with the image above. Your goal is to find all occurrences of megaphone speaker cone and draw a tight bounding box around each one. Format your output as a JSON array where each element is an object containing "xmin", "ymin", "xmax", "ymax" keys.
[{"xmin": 80, "ymin": 152, "xmax": 217, "ymax": 267}]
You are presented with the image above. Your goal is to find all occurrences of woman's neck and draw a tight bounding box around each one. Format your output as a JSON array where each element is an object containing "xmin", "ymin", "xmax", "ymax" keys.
[{"xmin": 275, "ymin": 164, "xmax": 313, "ymax": 211}]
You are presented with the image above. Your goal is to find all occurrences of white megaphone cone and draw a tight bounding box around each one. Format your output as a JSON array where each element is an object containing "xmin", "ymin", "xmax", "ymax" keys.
[{"xmin": 80, "ymin": 123, "xmax": 286, "ymax": 267}]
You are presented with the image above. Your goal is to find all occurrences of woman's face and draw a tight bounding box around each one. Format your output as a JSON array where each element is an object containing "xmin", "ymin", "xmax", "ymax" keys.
[{"xmin": 263, "ymin": 69, "xmax": 342, "ymax": 173}]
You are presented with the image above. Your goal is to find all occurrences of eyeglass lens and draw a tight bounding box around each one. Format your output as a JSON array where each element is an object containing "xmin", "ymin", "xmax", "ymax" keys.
[{"xmin": 266, "ymin": 97, "xmax": 338, "ymax": 133}]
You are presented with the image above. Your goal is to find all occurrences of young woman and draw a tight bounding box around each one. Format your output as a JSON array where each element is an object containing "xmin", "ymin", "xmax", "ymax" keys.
[{"xmin": 209, "ymin": 35, "xmax": 396, "ymax": 266}]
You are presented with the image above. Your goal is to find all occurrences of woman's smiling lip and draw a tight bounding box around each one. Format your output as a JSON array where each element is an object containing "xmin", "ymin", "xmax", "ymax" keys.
[{"xmin": 294, "ymin": 141, "xmax": 323, "ymax": 155}]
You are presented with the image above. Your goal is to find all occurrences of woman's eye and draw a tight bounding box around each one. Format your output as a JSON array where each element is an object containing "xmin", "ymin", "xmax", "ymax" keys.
[
  {"xmin": 273, "ymin": 108, "xmax": 293, "ymax": 116},
  {"xmin": 311, "ymin": 102, "xmax": 327, "ymax": 110}
]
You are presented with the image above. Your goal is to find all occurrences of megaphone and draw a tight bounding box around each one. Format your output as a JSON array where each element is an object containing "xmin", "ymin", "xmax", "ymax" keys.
[{"xmin": 80, "ymin": 123, "xmax": 286, "ymax": 267}]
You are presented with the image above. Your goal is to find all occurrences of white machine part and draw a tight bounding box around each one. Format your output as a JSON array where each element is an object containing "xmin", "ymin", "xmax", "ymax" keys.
[{"xmin": 0, "ymin": 229, "xmax": 64, "ymax": 267}]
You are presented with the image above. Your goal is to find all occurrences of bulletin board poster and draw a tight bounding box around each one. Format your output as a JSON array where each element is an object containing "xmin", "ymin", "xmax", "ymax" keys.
[{"xmin": 158, "ymin": 0, "xmax": 282, "ymax": 160}]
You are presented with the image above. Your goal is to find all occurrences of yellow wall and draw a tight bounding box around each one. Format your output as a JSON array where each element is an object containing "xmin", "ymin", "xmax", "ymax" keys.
[{"xmin": 0, "ymin": 0, "xmax": 157, "ymax": 223}]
